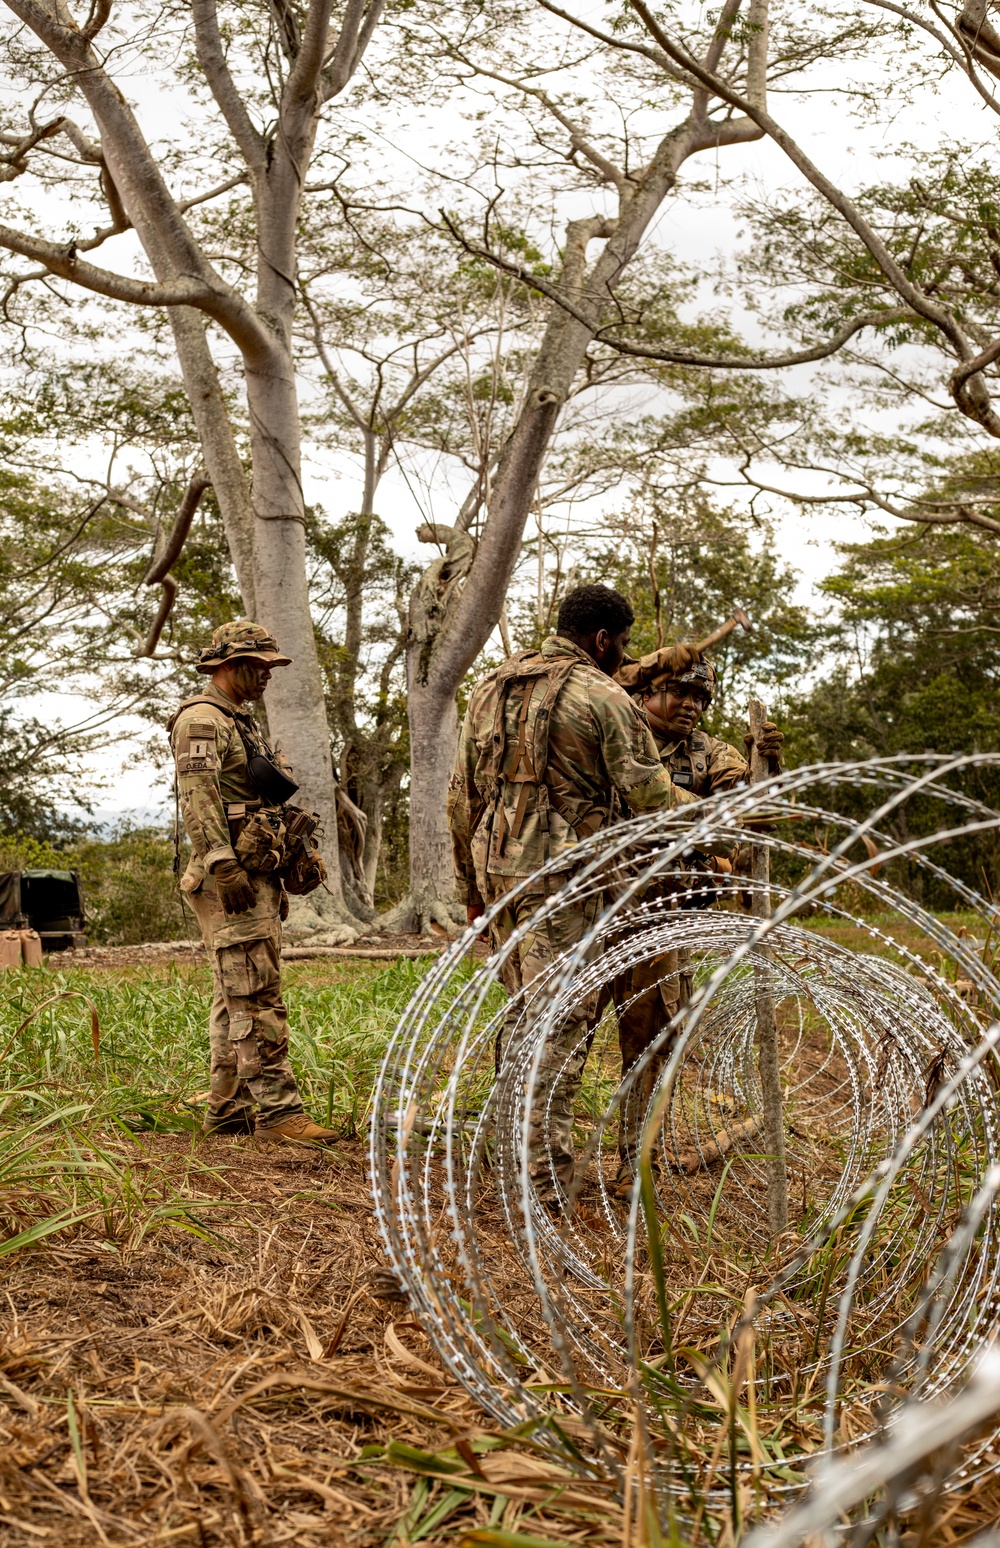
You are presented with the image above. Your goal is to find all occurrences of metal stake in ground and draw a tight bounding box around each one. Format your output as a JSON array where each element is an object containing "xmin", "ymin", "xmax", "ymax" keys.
[{"xmin": 748, "ymin": 696, "xmax": 789, "ymax": 1236}]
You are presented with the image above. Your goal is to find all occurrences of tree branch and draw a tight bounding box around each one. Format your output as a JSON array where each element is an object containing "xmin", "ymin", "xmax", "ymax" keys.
[
  {"xmin": 534, "ymin": 0, "xmax": 701, "ymax": 90},
  {"xmin": 731, "ymin": 465, "xmax": 1000, "ymax": 535},
  {"xmin": 446, "ymin": 49, "xmax": 629, "ymax": 194},
  {"xmin": 289, "ymin": 0, "xmax": 341, "ymax": 103},
  {"xmin": 191, "ymin": 0, "xmax": 265, "ymax": 170},
  {"xmin": 626, "ymin": 0, "xmax": 1000, "ymax": 434},
  {"xmin": 322, "ymin": 0, "xmax": 385, "ymax": 100},
  {"xmin": 0, "ymin": 224, "xmax": 213, "ymax": 306},
  {"xmin": 138, "ymin": 473, "xmax": 212, "ymax": 655},
  {"xmin": 438, "ymin": 214, "xmax": 915, "ymax": 369}
]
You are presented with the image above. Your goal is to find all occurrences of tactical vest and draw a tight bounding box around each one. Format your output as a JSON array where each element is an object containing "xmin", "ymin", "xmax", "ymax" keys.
[
  {"xmin": 663, "ymin": 730, "xmax": 712, "ymax": 796},
  {"xmin": 483, "ymin": 650, "xmax": 619, "ymax": 870},
  {"xmin": 170, "ymin": 694, "xmax": 298, "ymax": 805}
]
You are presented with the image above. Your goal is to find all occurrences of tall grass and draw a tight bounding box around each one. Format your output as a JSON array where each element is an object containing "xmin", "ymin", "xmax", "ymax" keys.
[{"xmin": 0, "ymin": 955, "xmax": 433, "ymax": 1258}]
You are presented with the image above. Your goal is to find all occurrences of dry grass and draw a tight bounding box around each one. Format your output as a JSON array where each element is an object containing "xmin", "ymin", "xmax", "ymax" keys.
[
  {"xmin": 0, "ymin": 1132, "xmax": 625, "ymax": 1547},
  {"xmin": 1, "ymin": 920, "xmax": 997, "ymax": 1546}
]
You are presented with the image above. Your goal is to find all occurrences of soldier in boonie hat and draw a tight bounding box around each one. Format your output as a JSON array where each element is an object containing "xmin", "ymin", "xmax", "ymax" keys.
[
  {"xmin": 607, "ymin": 643, "xmax": 781, "ymax": 1199},
  {"xmin": 165, "ymin": 619, "xmax": 338, "ymax": 1150},
  {"xmin": 196, "ymin": 620, "xmax": 293, "ymax": 673}
]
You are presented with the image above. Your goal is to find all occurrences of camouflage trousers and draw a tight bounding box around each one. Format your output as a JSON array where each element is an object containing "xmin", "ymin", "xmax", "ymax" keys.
[
  {"xmin": 488, "ymin": 877, "xmax": 602, "ymax": 1199},
  {"xmin": 185, "ymin": 872, "xmax": 304, "ymax": 1131},
  {"xmin": 610, "ymin": 948, "xmax": 692, "ymax": 1175}
]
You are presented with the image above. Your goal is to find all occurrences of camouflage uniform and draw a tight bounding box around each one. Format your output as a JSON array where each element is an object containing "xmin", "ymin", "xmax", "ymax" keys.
[
  {"xmin": 612, "ymin": 708, "xmax": 748, "ymax": 1178},
  {"xmin": 167, "ymin": 659, "xmax": 305, "ymax": 1135},
  {"xmin": 448, "ymin": 635, "xmax": 693, "ymax": 1195}
]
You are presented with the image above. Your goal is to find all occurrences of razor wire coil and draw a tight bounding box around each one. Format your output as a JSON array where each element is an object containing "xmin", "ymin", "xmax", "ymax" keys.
[{"xmin": 371, "ymin": 754, "xmax": 1000, "ymax": 1525}]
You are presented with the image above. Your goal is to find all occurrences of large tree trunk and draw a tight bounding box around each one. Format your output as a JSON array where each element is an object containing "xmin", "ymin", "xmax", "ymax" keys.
[
  {"xmin": 167, "ymin": 307, "xmax": 257, "ymax": 613},
  {"xmin": 405, "ymin": 679, "xmax": 460, "ymax": 931},
  {"xmin": 243, "ymin": 343, "xmax": 354, "ymax": 924}
]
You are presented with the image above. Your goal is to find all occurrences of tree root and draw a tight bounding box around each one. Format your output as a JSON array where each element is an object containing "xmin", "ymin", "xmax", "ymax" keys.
[
  {"xmin": 373, "ymin": 892, "xmax": 464, "ymax": 938},
  {"xmin": 284, "ymin": 890, "xmax": 363, "ymax": 947}
]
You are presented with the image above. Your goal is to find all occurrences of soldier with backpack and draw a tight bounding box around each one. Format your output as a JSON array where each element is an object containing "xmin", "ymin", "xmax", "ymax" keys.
[{"xmin": 447, "ymin": 584, "xmax": 696, "ymax": 1204}]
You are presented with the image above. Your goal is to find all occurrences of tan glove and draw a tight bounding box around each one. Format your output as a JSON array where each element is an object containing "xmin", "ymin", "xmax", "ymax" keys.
[
  {"xmin": 615, "ymin": 643, "xmax": 701, "ymax": 692},
  {"xmin": 213, "ymin": 858, "xmax": 258, "ymax": 916},
  {"xmin": 743, "ymin": 722, "xmax": 784, "ymax": 775}
]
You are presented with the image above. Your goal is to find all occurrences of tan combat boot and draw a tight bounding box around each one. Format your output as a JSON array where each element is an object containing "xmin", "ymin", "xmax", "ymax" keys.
[{"xmin": 257, "ymin": 1113, "xmax": 338, "ymax": 1147}]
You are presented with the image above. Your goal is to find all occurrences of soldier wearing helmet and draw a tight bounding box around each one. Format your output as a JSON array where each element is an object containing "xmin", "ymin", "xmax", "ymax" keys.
[
  {"xmin": 166, "ymin": 621, "xmax": 337, "ymax": 1148},
  {"xmin": 607, "ymin": 642, "xmax": 783, "ymax": 1196}
]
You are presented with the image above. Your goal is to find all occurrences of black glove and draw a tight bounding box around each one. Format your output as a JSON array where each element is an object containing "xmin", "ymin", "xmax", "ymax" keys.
[
  {"xmin": 213, "ymin": 858, "xmax": 258, "ymax": 916},
  {"xmin": 743, "ymin": 721, "xmax": 784, "ymax": 775},
  {"xmin": 677, "ymin": 848, "xmax": 716, "ymax": 911}
]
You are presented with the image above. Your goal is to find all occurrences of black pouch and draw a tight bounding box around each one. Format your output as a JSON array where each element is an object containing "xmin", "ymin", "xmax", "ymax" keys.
[{"xmin": 248, "ymin": 753, "xmax": 299, "ymax": 804}]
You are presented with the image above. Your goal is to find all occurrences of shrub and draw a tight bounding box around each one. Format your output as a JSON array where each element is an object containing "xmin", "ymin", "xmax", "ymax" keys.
[{"xmin": 0, "ymin": 826, "xmax": 194, "ymax": 945}]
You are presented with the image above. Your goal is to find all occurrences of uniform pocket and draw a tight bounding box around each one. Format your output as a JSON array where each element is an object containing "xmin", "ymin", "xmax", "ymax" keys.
[
  {"xmin": 218, "ymin": 935, "xmax": 280, "ymax": 999},
  {"xmin": 227, "ymin": 1013, "xmax": 262, "ymax": 1078}
]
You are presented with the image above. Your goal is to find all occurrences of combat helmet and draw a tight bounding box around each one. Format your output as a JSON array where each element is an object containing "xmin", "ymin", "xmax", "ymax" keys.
[{"xmin": 196, "ymin": 620, "xmax": 293, "ymax": 674}]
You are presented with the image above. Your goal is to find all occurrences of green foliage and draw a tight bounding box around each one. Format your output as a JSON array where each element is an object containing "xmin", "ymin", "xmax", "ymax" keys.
[
  {"xmin": 0, "ymin": 827, "xmax": 192, "ymax": 945},
  {"xmin": 787, "ymin": 525, "xmax": 1000, "ymax": 902},
  {"xmin": 567, "ymin": 494, "xmax": 816, "ymax": 738},
  {"xmin": 788, "ymin": 525, "xmax": 1000, "ymax": 761}
]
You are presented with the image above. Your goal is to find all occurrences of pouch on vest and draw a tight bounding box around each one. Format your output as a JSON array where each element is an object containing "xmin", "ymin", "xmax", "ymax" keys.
[
  {"xmin": 281, "ymin": 807, "xmax": 327, "ymax": 896},
  {"xmin": 235, "ymin": 809, "xmax": 287, "ymax": 873}
]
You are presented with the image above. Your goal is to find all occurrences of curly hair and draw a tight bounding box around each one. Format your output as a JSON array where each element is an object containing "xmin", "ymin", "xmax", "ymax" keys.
[{"xmin": 556, "ymin": 583, "xmax": 634, "ymax": 640}]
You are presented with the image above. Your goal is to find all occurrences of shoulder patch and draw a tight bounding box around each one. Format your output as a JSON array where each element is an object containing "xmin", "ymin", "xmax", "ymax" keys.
[{"xmin": 176, "ymin": 714, "xmax": 221, "ymax": 775}]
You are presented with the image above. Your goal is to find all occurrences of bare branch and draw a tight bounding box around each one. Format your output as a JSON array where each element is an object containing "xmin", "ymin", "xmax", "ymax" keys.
[
  {"xmin": 446, "ymin": 49, "xmax": 629, "ymax": 194},
  {"xmin": 0, "ymin": 223, "xmax": 213, "ymax": 306},
  {"xmin": 191, "ymin": 0, "xmax": 265, "ymax": 170},
  {"xmin": 626, "ymin": 0, "xmax": 1000, "ymax": 435},
  {"xmin": 534, "ymin": 0, "xmax": 701, "ymax": 90},
  {"xmin": 438, "ymin": 213, "xmax": 915, "ymax": 369},
  {"xmin": 323, "ymin": 0, "xmax": 385, "ymax": 100},
  {"xmin": 730, "ymin": 465, "xmax": 1000, "ymax": 535},
  {"xmin": 0, "ymin": 115, "xmax": 65, "ymax": 182},
  {"xmin": 139, "ymin": 473, "xmax": 211, "ymax": 656},
  {"xmin": 289, "ymin": 0, "xmax": 341, "ymax": 103}
]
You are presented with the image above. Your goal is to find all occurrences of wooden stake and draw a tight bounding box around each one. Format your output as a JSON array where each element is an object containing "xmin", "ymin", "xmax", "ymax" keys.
[{"xmin": 748, "ymin": 697, "xmax": 789, "ymax": 1236}]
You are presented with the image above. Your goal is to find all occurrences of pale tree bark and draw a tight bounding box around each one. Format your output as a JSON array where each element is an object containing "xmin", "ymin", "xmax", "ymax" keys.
[
  {"xmin": 306, "ymin": 300, "xmax": 476, "ymax": 903},
  {"xmin": 398, "ymin": 0, "xmax": 767, "ymax": 931},
  {"xmin": 0, "ymin": 0, "xmax": 385, "ymax": 932}
]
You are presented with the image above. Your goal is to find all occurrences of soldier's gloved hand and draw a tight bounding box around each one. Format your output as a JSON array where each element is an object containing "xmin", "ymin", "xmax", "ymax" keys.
[
  {"xmin": 743, "ymin": 721, "xmax": 784, "ymax": 775},
  {"xmin": 616, "ymin": 642, "xmax": 701, "ymax": 692},
  {"xmin": 213, "ymin": 858, "xmax": 258, "ymax": 916}
]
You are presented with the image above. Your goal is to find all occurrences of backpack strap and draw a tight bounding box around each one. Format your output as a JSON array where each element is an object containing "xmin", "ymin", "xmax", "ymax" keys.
[{"xmin": 488, "ymin": 652, "xmax": 587, "ymax": 861}]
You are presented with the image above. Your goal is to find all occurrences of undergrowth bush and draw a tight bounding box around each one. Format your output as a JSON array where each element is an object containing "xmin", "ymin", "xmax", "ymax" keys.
[{"xmin": 0, "ymin": 826, "xmax": 193, "ymax": 944}]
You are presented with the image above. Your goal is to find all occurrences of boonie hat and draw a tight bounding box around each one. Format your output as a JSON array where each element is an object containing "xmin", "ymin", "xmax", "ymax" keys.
[{"xmin": 196, "ymin": 620, "xmax": 293, "ymax": 674}]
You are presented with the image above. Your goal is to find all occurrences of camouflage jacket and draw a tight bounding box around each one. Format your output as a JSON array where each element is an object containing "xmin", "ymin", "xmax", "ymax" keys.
[
  {"xmin": 448, "ymin": 635, "xmax": 694, "ymax": 906},
  {"xmin": 166, "ymin": 683, "xmax": 263, "ymax": 885},
  {"xmin": 652, "ymin": 726, "xmax": 747, "ymax": 798}
]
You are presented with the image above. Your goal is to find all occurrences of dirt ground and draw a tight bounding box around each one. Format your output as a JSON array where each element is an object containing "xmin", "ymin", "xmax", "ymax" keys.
[
  {"xmin": 5, "ymin": 918, "xmax": 998, "ymax": 1546},
  {"xmin": 0, "ymin": 1132, "xmax": 622, "ymax": 1547}
]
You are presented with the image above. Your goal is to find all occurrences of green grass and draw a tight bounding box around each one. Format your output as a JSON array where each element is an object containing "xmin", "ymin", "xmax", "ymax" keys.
[
  {"xmin": 1, "ymin": 955, "xmax": 433, "ymax": 1133},
  {"xmin": 0, "ymin": 954, "xmax": 439, "ymax": 1258}
]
